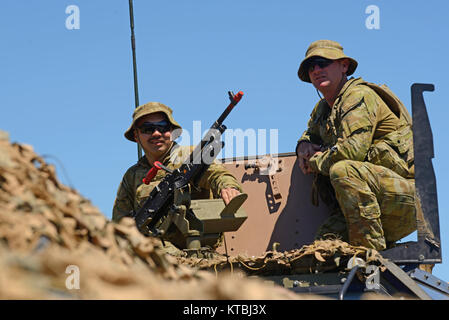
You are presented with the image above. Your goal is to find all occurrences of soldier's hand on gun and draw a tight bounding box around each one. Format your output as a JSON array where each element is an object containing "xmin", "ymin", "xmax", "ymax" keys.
[
  {"xmin": 221, "ymin": 187, "xmax": 241, "ymax": 205},
  {"xmin": 296, "ymin": 142, "xmax": 322, "ymax": 175}
]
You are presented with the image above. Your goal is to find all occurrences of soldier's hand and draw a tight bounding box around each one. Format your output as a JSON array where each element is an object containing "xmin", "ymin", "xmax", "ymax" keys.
[
  {"xmin": 296, "ymin": 142, "xmax": 321, "ymax": 175},
  {"xmin": 221, "ymin": 187, "xmax": 241, "ymax": 206}
]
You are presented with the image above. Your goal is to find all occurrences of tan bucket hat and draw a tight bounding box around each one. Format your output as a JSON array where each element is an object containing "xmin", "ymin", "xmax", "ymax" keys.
[
  {"xmin": 124, "ymin": 102, "xmax": 182, "ymax": 142},
  {"xmin": 297, "ymin": 40, "xmax": 358, "ymax": 83}
]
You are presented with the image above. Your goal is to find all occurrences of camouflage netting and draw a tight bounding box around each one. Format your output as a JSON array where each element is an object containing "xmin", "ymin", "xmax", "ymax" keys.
[
  {"xmin": 178, "ymin": 239, "xmax": 382, "ymax": 276},
  {"xmin": 0, "ymin": 130, "xmax": 302, "ymax": 299},
  {"xmin": 0, "ymin": 130, "xmax": 386, "ymax": 299}
]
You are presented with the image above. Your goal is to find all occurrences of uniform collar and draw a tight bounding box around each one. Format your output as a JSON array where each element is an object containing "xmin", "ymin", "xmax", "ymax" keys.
[{"xmin": 334, "ymin": 77, "xmax": 363, "ymax": 106}]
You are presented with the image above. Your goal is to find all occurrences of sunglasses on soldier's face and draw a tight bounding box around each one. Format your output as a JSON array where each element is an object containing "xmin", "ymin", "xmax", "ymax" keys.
[
  {"xmin": 305, "ymin": 57, "xmax": 334, "ymax": 72},
  {"xmin": 137, "ymin": 120, "xmax": 171, "ymax": 135}
]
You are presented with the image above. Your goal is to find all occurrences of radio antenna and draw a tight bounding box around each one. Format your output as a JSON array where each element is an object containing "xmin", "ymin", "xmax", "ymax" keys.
[{"xmin": 128, "ymin": 0, "xmax": 143, "ymax": 159}]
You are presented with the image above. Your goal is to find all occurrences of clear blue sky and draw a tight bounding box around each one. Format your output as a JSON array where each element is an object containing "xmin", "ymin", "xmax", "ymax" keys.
[{"xmin": 2, "ymin": 0, "xmax": 449, "ymax": 281}]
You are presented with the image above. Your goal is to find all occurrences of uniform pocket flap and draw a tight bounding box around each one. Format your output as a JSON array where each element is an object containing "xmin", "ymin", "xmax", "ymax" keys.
[
  {"xmin": 359, "ymin": 203, "xmax": 381, "ymax": 220},
  {"xmin": 341, "ymin": 117, "xmax": 372, "ymax": 137}
]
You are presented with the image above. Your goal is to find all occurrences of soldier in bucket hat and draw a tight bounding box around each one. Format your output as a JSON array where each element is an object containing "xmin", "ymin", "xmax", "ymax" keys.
[
  {"xmin": 295, "ymin": 40, "xmax": 417, "ymax": 251},
  {"xmin": 113, "ymin": 102, "xmax": 242, "ymax": 250}
]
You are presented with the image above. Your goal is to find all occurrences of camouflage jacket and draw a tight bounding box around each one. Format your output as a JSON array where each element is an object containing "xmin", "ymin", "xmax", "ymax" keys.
[
  {"xmin": 298, "ymin": 77, "xmax": 414, "ymax": 178},
  {"xmin": 112, "ymin": 142, "xmax": 243, "ymax": 222}
]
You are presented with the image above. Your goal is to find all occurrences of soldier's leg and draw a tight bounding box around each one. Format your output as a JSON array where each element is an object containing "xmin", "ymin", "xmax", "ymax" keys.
[
  {"xmin": 329, "ymin": 160, "xmax": 416, "ymax": 251},
  {"xmin": 315, "ymin": 213, "xmax": 349, "ymax": 242},
  {"xmin": 312, "ymin": 174, "xmax": 349, "ymax": 242}
]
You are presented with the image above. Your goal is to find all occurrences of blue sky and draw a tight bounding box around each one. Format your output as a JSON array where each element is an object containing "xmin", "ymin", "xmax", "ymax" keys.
[{"xmin": 1, "ymin": 0, "xmax": 449, "ymax": 282}]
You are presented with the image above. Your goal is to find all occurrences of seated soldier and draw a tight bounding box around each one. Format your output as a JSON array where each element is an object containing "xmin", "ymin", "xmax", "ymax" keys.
[
  {"xmin": 296, "ymin": 40, "xmax": 416, "ymax": 251},
  {"xmin": 113, "ymin": 102, "xmax": 243, "ymax": 251}
]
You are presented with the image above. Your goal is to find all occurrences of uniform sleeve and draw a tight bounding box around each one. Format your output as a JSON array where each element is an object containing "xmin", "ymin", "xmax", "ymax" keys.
[
  {"xmin": 296, "ymin": 128, "xmax": 316, "ymax": 157},
  {"xmin": 197, "ymin": 162, "xmax": 243, "ymax": 198},
  {"xmin": 112, "ymin": 174, "xmax": 135, "ymax": 222},
  {"xmin": 297, "ymin": 100, "xmax": 326, "ymax": 146},
  {"xmin": 309, "ymin": 89, "xmax": 378, "ymax": 175},
  {"xmin": 298, "ymin": 128, "xmax": 313, "ymax": 144}
]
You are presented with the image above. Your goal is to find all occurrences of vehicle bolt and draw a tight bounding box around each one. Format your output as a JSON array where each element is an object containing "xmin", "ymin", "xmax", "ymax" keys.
[
  {"xmin": 341, "ymin": 278, "xmax": 347, "ymax": 284},
  {"xmin": 418, "ymin": 254, "xmax": 425, "ymax": 261}
]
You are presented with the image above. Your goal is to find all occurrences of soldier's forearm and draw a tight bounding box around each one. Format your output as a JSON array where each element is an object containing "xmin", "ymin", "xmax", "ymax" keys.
[{"xmin": 309, "ymin": 130, "xmax": 372, "ymax": 175}]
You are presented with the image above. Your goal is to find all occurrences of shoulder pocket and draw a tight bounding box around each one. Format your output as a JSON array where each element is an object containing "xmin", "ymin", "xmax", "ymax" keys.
[
  {"xmin": 340, "ymin": 112, "xmax": 372, "ymax": 140},
  {"xmin": 339, "ymin": 97, "xmax": 373, "ymax": 137}
]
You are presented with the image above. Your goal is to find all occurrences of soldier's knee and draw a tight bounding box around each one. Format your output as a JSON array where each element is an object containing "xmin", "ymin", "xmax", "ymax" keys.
[{"xmin": 329, "ymin": 160, "xmax": 358, "ymax": 181}]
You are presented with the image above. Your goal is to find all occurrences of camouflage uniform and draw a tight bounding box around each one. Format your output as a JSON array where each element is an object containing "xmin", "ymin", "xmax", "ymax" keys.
[
  {"xmin": 113, "ymin": 102, "xmax": 243, "ymax": 252},
  {"xmin": 112, "ymin": 141, "xmax": 243, "ymax": 222},
  {"xmin": 298, "ymin": 77, "xmax": 416, "ymax": 251}
]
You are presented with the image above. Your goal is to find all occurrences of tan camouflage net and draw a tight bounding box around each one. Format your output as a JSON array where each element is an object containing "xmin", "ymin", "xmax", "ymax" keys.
[
  {"xmin": 0, "ymin": 132, "xmax": 175, "ymax": 275},
  {"xmin": 0, "ymin": 130, "xmax": 302, "ymax": 299},
  {"xmin": 178, "ymin": 239, "xmax": 383, "ymax": 276}
]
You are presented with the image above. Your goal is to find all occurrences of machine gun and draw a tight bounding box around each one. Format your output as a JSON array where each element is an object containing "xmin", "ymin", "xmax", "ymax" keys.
[{"xmin": 133, "ymin": 91, "xmax": 248, "ymax": 250}]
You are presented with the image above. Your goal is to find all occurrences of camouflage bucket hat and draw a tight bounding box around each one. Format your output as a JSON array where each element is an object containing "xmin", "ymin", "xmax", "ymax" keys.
[
  {"xmin": 297, "ymin": 40, "xmax": 358, "ymax": 83},
  {"xmin": 124, "ymin": 102, "xmax": 182, "ymax": 142}
]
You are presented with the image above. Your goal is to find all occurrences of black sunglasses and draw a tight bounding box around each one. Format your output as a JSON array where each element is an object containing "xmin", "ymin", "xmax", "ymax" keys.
[
  {"xmin": 137, "ymin": 120, "xmax": 171, "ymax": 135},
  {"xmin": 305, "ymin": 57, "xmax": 334, "ymax": 72}
]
